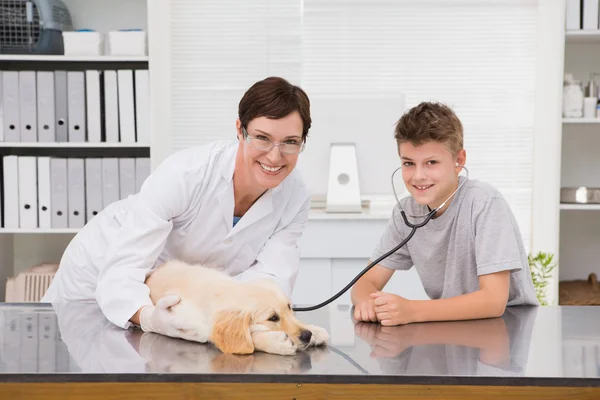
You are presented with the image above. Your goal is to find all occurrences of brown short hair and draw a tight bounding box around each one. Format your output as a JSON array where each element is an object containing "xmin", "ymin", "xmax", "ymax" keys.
[
  {"xmin": 238, "ymin": 77, "xmax": 311, "ymax": 142},
  {"xmin": 394, "ymin": 102, "xmax": 463, "ymax": 156}
]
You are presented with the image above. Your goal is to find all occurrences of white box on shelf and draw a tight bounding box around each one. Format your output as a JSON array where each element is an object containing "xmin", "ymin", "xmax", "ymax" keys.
[
  {"xmin": 62, "ymin": 31, "xmax": 104, "ymax": 56},
  {"xmin": 107, "ymin": 30, "xmax": 147, "ymax": 56}
]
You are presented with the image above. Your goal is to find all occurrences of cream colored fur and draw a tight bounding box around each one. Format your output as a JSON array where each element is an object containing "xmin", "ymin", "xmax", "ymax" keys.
[{"xmin": 145, "ymin": 260, "xmax": 329, "ymax": 355}]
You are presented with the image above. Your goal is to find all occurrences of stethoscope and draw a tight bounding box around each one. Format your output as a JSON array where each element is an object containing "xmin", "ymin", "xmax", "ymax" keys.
[{"xmin": 293, "ymin": 164, "xmax": 469, "ymax": 313}]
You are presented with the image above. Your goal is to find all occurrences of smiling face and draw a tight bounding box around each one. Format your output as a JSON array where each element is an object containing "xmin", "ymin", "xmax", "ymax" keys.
[
  {"xmin": 235, "ymin": 112, "xmax": 304, "ymax": 191},
  {"xmin": 399, "ymin": 140, "xmax": 466, "ymax": 214}
]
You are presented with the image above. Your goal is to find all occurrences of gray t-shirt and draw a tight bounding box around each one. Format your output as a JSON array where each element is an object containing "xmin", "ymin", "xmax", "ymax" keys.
[{"xmin": 371, "ymin": 176, "xmax": 539, "ymax": 306}]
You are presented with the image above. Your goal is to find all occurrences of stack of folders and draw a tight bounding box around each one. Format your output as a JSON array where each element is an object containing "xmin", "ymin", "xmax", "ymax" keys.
[
  {"xmin": 0, "ymin": 69, "xmax": 150, "ymax": 143},
  {"xmin": 1, "ymin": 156, "xmax": 150, "ymax": 229}
]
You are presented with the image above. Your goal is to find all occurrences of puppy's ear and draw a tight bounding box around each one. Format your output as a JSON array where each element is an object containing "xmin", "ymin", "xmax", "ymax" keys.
[{"xmin": 211, "ymin": 310, "xmax": 254, "ymax": 355}]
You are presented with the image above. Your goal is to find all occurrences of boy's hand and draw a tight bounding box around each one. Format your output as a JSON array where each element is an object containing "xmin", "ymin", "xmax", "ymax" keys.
[
  {"xmin": 370, "ymin": 292, "xmax": 416, "ymax": 326},
  {"xmin": 353, "ymin": 298, "xmax": 378, "ymax": 322}
]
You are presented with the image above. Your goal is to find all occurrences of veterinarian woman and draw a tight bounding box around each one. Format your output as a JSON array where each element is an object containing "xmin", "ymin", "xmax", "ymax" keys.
[{"xmin": 42, "ymin": 76, "xmax": 313, "ymax": 340}]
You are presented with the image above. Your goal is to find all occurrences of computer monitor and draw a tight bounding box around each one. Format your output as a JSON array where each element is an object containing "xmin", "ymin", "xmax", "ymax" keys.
[{"xmin": 297, "ymin": 94, "xmax": 406, "ymax": 202}]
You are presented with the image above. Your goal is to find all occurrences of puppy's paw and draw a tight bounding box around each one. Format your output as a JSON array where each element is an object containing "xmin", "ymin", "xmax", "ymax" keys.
[
  {"xmin": 252, "ymin": 331, "xmax": 297, "ymax": 356},
  {"xmin": 307, "ymin": 324, "xmax": 329, "ymax": 346}
]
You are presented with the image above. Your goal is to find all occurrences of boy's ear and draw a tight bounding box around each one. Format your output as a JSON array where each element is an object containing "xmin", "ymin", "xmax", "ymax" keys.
[{"xmin": 456, "ymin": 148, "xmax": 467, "ymax": 168}]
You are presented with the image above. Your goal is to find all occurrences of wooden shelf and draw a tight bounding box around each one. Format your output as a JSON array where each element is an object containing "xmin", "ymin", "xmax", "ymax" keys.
[
  {"xmin": 0, "ymin": 229, "xmax": 79, "ymax": 234},
  {"xmin": 563, "ymin": 118, "xmax": 600, "ymax": 124},
  {"xmin": 0, "ymin": 55, "xmax": 148, "ymax": 62},
  {"xmin": 0, "ymin": 142, "xmax": 149, "ymax": 148},
  {"xmin": 566, "ymin": 30, "xmax": 600, "ymax": 44},
  {"xmin": 560, "ymin": 203, "xmax": 600, "ymax": 210}
]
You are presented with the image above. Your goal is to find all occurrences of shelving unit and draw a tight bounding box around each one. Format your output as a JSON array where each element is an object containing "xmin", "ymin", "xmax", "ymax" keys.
[
  {"xmin": 566, "ymin": 30, "xmax": 600, "ymax": 44},
  {"xmin": 563, "ymin": 118, "xmax": 600, "ymax": 123},
  {"xmin": 0, "ymin": 229, "xmax": 79, "ymax": 234},
  {"xmin": 0, "ymin": 0, "xmax": 151, "ymax": 301},
  {"xmin": 560, "ymin": 25, "xmax": 600, "ymax": 285},
  {"xmin": 0, "ymin": 55, "xmax": 149, "ymax": 62},
  {"xmin": 560, "ymin": 204, "xmax": 600, "ymax": 211},
  {"xmin": 0, "ymin": 143, "xmax": 149, "ymax": 148}
]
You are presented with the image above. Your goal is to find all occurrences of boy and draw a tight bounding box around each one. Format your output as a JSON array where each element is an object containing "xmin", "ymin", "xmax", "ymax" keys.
[{"xmin": 351, "ymin": 102, "xmax": 538, "ymax": 326}]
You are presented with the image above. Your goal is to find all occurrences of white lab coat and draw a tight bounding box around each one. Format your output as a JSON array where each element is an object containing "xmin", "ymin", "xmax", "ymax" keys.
[{"xmin": 42, "ymin": 140, "xmax": 311, "ymax": 329}]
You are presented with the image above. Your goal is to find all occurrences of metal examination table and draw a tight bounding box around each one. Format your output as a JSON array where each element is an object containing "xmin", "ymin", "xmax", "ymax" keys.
[{"xmin": 0, "ymin": 301, "xmax": 599, "ymax": 399}]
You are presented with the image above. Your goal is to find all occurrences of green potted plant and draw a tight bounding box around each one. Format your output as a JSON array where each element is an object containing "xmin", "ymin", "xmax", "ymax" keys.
[{"xmin": 529, "ymin": 251, "xmax": 557, "ymax": 306}]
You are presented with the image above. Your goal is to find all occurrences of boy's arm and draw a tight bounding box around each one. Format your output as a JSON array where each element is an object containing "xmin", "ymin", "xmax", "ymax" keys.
[
  {"xmin": 372, "ymin": 270, "xmax": 510, "ymax": 325},
  {"xmin": 411, "ymin": 270, "xmax": 510, "ymax": 322}
]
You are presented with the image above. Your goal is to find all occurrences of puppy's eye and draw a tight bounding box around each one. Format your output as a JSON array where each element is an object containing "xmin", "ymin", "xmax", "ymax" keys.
[{"xmin": 268, "ymin": 314, "xmax": 280, "ymax": 322}]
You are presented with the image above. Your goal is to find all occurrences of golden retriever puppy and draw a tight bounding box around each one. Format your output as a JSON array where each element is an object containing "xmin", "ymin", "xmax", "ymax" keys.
[{"xmin": 145, "ymin": 260, "xmax": 329, "ymax": 356}]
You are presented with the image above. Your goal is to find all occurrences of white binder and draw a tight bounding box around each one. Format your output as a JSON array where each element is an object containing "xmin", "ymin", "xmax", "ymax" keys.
[
  {"xmin": 19, "ymin": 71, "xmax": 37, "ymax": 142},
  {"xmin": 67, "ymin": 158, "xmax": 85, "ymax": 228},
  {"xmin": 103, "ymin": 70, "xmax": 119, "ymax": 143},
  {"xmin": 0, "ymin": 72, "xmax": 4, "ymax": 141},
  {"xmin": 36, "ymin": 71, "xmax": 56, "ymax": 142},
  {"xmin": 37, "ymin": 157, "xmax": 52, "ymax": 229},
  {"xmin": 85, "ymin": 158, "xmax": 103, "ymax": 222},
  {"xmin": 134, "ymin": 69, "xmax": 150, "ymax": 144},
  {"xmin": 135, "ymin": 157, "xmax": 151, "ymax": 193},
  {"xmin": 54, "ymin": 71, "xmax": 68, "ymax": 142},
  {"xmin": 119, "ymin": 158, "xmax": 136, "ymax": 200},
  {"xmin": 67, "ymin": 71, "xmax": 86, "ymax": 142},
  {"xmin": 2, "ymin": 155, "xmax": 19, "ymax": 229},
  {"xmin": 566, "ymin": 0, "xmax": 582, "ymax": 30},
  {"xmin": 85, "ymin": 70, "xmax": 102, "ymax": 143},
  {"xmin": 2, "ymin": 71, "xmax": 20, "ymax": 142},
  {"xmin": 50, "ymin": 158, "xmax": 68, "ymax": 228},
  {"xmin": 583, "ymin": 0, "xmax": 599, "ymax": 30},
  {"xmin": 117, "ymin": 70, "xmax": 136, "ymax": 143},
  {"xmin": 18, "ymin": 156, "xmax": 38, "ymax": 229},
  {"xmin": 102, "ymin": 158, "xmax": 120, "ymax": 208}
]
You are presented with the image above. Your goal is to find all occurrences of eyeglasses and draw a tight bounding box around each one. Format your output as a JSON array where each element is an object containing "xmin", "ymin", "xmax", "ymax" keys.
[{"xmin": 242, "ymin": 126, "xmax": 305, "ymax": 155}]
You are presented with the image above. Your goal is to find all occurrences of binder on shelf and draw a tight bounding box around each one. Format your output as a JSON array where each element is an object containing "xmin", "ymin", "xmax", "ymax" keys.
[
  {"xmin": 18, "ymin": 71, "xmax": 37, "ymax": 142},
  {"xmin": 54, "ymin": 71, "xmax": 69, "ymax": 142},
  {"xmin": 67, "ymin": 158, "xmax": 85, "ymax": 228},
  {"xmin": 102, "ymin": 158, "xmax": 120, "ymax": 209},
  {"xmin": 3, "ymin": 155, "xmax": 19, "ymax": 229},
  {"xmin": 117, "ymin": 70, "xmax": 136, "ymax": 143},
  {"xmin": 38, "ymin": 157, "xmax": 52, "ymax": 229},
  {"xmin": 67, "ymin": 71, "xmax": 86, "ymax": 142},
  {"xmin": 85, "ymin": 158, "xmax": 103, "ymax": 222},
  {"xmin": 135, "ymin": 157, "xmax": 151, "ymax": 193},
  {"xmin": 119, "ymin": 158, "xmax": 136, "ymax": 200},
  {"xmin": 134, "ymin": 69, "xmax": 150, "ymax": 144},
  {"xmin": 566, "ymin": 0, "xmax": 581, "ymax": 31},
  {"xmin": 37, "ymin": 71, "xmax": 56, "ymax": 142},
  {"xmin": 0, "ymin": 73, "xmax": 3, "ymax": 141},
  {"xmin": 583, "ymin": 0, "xmax": 599, "ymax": 30},
  {"xmin": 103, "ymin": 70, "xmax": 119, "ymax": 143},
  {"xmin": 18, "ymin": 156, "xmax": 38, "ymax": 229},
  {"xmin": 2, "ymin": 71, "xmax": 20, "ymax": 142},
  {"xmin": 85, "ymin": 70, "xmax": 102, "ymax": 143},
  {"xmin": 50, "ymin": 158, "xmax": 68, "ymax": 228}
]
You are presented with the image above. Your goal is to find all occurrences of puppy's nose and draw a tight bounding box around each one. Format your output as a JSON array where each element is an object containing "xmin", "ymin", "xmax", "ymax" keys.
[{"xmin": 299, "ymin": 329, "xmax": 312, "ymax": 344}]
